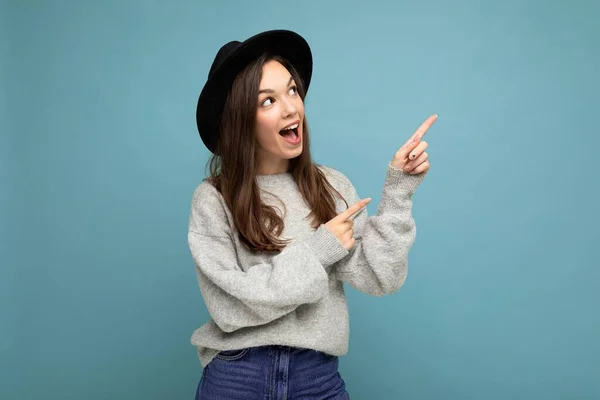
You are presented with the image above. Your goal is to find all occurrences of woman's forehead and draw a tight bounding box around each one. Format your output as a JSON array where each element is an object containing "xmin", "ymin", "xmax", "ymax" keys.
[{"xmin": 260, "ymin": 60, "xmax": 294, "ymax": 87}]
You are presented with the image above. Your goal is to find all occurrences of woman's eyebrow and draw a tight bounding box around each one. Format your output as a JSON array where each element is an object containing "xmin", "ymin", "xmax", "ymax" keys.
[{"xmin": 258, "ymin": 76, "xmax": 294, "ymax": 94}]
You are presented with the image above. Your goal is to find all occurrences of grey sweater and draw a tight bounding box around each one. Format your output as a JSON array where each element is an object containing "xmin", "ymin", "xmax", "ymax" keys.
[{"xmin": 187, "ymin": 164, "xmax": 424, "ymax": 367}]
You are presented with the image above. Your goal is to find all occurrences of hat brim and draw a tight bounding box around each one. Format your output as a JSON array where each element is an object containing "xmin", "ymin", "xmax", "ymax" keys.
[{"xmin": 196, "ymin": 30, "xmax": 313, "ymax": 154}]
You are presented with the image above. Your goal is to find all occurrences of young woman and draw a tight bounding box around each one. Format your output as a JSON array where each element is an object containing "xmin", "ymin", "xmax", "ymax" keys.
[{"xmin": 189, "ymin": 29, "xmax": 436, "ymax": 399}]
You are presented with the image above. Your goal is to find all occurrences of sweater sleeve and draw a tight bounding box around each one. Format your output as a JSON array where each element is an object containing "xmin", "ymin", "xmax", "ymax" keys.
[
  {"xmin": 328, "ymin": 165, "xmax": 425, "ymax": 296},
  {"xmin": 187, "ymin": 181, "xmax": 348, "ymax": 333}
]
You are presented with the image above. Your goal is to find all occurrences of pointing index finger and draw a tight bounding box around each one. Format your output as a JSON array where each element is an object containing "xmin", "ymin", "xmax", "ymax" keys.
[
  {"xmin": 337, "ymin": 198, "xmax": 371, "ymax": 222},
  {"xmin": 402, "ymin": 114, "xmax": 438, "ymax": 148}
]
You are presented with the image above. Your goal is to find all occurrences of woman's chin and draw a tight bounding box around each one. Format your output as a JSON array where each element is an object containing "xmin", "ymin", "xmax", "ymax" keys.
[{"xmin": 283, "ymin": 147, "xmax": 303, "ymax": 159}]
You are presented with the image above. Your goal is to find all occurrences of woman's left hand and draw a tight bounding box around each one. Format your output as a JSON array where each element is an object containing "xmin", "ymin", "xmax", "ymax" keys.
[{"xmin": 390, "ymin": 114, "xmax": 437, "ymax": 175}]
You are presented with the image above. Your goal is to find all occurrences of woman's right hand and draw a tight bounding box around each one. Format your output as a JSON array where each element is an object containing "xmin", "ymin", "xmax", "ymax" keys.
[{"xmin": 324, "ymin": 198, "xmax": 371, "ymax": 250}]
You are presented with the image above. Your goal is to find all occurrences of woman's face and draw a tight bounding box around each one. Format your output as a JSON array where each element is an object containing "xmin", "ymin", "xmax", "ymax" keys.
[{"xmin": 254, "ymin": 60, "xmax": 305, "ymax": 175}]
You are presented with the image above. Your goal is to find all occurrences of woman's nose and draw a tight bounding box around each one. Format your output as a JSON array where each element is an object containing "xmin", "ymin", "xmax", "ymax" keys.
[{"xmin": 281, "ymin": 98, "xmax": 297, "ymax": 118}]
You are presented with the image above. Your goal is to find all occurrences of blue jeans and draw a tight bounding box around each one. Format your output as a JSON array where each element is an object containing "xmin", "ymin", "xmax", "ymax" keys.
[{"xmin": 195, "ymin": 345, "xmax": 350, "ymax": 399}]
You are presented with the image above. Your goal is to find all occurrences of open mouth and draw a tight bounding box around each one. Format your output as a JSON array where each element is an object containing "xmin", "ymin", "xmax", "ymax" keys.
[{"xmin": 278, "ymin": 122, "xmax": 301, "ymax": 144}]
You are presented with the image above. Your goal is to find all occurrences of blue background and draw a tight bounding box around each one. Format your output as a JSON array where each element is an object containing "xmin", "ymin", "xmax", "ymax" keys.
[{"xmin": 2, "ymin": 0, "xmax": 599, "ymax": 399}]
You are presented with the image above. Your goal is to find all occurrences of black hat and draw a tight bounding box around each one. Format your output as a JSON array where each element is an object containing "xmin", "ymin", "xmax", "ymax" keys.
[{"xmin": 196, "ymin": 30, "xmax": 313, "ymax": 154}]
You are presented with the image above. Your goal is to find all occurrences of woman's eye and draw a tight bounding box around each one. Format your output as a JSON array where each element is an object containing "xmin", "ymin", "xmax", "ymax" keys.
[
  {"xmin": 289, "ymin": 86, "xmax": 298, "ymax": 95},
  {"xmin": 262, "ymin": 97, "xmax": 274, "ymax": 107}
]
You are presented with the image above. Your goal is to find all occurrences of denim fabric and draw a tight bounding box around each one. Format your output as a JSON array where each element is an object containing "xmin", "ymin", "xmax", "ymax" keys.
[{"xmin": 195, "ymin": 345, "xmax": 350, "ymax": 399}]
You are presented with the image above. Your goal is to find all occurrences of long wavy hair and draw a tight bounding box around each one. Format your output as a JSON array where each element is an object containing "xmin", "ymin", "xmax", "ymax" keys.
[{"xmin": 206, "ymin": 53, "xmax": 347, "ymax": 253}]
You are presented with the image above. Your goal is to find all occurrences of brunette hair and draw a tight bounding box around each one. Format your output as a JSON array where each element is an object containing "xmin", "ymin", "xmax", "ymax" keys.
[{"xmin": 206, "ymin": 53, "xmax": 347, "ymax": 253}]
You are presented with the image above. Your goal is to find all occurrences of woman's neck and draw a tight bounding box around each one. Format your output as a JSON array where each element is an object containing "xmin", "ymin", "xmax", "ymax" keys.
[{"xmin": 256, "ymin": 158, "xmax": 290, "ymax": 176}]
